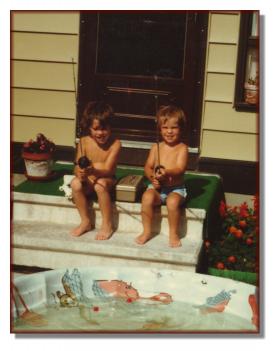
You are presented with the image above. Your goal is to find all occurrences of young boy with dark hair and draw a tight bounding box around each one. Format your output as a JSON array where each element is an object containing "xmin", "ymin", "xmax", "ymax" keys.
[{"xmin": 70, "ymin": 101, "xmax": 121, "ymax": 239}]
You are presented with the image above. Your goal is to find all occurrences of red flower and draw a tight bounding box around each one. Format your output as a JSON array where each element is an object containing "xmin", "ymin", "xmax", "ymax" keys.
[
  {"xmin": 22, "ymin": 133, "xmax": 55, "ymax": 154},
  {"xmin": 239, "ymin": 220, "xmax": 247, "ymax": 228},
  {"xmin": 240, "ymin": 202, "xmax": 249, "ymax": 218},
  {"xmin": 92, "ymin": 306, "xmax": 99, "ymax": 312},
  {"xmin": 229, "ymin": 226, "xmax": 237, "ymax": 234},
  {"xmin": 246, "ymin": 238, "xmax": 253, "ymax": 245},
  {"xmin": 126, "ymin": 298, "xmax": 133, "ymax": 303},
  {"xmin": 216, "ymin": 262, "xmax": 225, "ymax": 270},
  {"xmin": 234, "ymin": 229, "xmax": 243, "ymax": 239},
  {"xmin": 227, "ymin": 256, "xmax": 236, "ymax": 263}
]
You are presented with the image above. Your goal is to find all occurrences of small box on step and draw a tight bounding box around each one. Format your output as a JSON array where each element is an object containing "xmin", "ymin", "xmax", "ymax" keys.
[{"xmin": 116, "ymin": 175, "xmax": 146, "ymax": 202}]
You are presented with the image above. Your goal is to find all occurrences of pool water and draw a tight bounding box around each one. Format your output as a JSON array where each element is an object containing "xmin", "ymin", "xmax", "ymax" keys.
[{"xmin": 13, "ymin": 297, "xmax": 255, "ymax": 332}]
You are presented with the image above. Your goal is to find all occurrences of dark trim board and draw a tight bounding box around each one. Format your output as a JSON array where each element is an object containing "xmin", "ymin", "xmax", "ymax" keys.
[{"xmin": 199, "ymin": 157, "xmax": 258, "ymax": 195}]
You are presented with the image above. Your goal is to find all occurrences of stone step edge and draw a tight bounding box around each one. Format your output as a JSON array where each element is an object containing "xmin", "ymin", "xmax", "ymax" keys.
[
  {"xmin": 13, "ymin": 221, "xmax": 202, "ymax": 266},
  {"xmin": 13, "ymin": 192, "xmax": 206, "ymax": 220}
]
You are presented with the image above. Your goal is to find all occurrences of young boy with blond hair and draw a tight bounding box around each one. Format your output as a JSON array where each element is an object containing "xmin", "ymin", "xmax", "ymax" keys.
[
  {"xmin": 136, "ymin": 105, "xmax": 188, "ymax": 248},
  {"xmin": 70, "ymin": 101, "xmax": 121, "ymax": 239}
]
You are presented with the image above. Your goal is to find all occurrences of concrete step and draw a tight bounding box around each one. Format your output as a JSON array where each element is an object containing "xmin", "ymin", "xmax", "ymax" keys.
[
  {"xmin": 12, "ymin": 191, "xmax": 206, "ymax": 272},
  {"xmin": 13, "ymin": 220, "xmax": 202, "ymax": 272}
]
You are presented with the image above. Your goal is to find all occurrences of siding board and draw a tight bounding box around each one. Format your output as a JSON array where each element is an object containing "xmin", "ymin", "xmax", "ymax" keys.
[
  {"xmin": 201, "ymin": 130, "xmax": 257, "ymax": 161},
  {"xmin": 12, "ymin": 32, "xmax": 79, "ymax": 62},
  {"xmin": 12, "ymin": 88, "xmax": 76, "ymax": 119},
  {"xmin": 202, "ymin": 101, "xmax": 257, "ymax": 133},
  {"xmin": 205, "ymin": 73, "xmax": 235, "ymax": 103},
  {"xmin": 12, "ymin": 60, "xmax": 77, "ymax": 91},
  {"xmin": 207, "ymin": 43, "xmax": 237, "ymax": 73},
  {"xmin": 209, "ymin": 13, "xmax": 240, "ymax": 43},
  {"xmin": 12, "ymin": 115, "xmax": 76, "ymax": 146},
  {"xmin": 12, "ymin": 12, "xmax": 79, "ymax": 34}
]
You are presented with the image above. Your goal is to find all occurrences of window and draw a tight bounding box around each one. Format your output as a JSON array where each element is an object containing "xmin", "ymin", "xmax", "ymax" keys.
[
  {"xmin": 96, "ymin": 14, "xmax": 186, "ymax": 78},
  {"xmin": 77, "ymin": 12, "xmax": 208, "ymax": 148},
  {"xmin": 234, "ymin": 11, "xmax": 259, "ymax": 112}
]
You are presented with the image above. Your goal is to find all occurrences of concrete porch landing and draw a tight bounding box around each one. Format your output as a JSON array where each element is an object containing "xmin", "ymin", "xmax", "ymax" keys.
[{"xmin": 12, "ymin": 191, "xmax": 206, "ymax": 272}]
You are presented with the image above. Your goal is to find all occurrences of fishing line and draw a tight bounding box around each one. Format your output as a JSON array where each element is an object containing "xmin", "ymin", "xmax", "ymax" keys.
[{"xmin": 71, "ymin": 57, "xmax": 90, "ymax": 169}]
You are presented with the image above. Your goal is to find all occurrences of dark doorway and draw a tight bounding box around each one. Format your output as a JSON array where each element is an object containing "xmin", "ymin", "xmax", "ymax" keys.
[{"xmin": 77, "ymin": 11, "xmax": 208, "ymax": 150}]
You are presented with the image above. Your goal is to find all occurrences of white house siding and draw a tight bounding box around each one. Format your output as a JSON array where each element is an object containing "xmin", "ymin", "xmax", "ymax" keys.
[
  {"xmin": 11, "ymin": 12, "xmax": 80, "ymax": 147},
  {"xmin": 200, "ymin": 12, "xmax": 258, "ymax": 162}
]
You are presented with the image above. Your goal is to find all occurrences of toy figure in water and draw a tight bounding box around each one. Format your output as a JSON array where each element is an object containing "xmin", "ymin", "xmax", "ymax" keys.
[{"xmin": 56, "ymin": 269, "xmax": 173, "ymax": 307}]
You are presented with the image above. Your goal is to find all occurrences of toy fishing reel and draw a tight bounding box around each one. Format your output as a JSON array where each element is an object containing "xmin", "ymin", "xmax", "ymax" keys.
[{"xmin": 77, "ymin": 156, "xmax": 91, "ymax": 169}]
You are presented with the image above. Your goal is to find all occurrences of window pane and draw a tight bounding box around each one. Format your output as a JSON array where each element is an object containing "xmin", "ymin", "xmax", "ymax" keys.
[
  {"xmin": 96, "ymin": 13, "xmax": 187, "ymax": 78},
  {"xmin": 244, "ymin": 48, "xmax": 258, "ymax": 105},
  {"xmin": 251, "ymin": 12, "xmax": 259, "ymax": 37}
]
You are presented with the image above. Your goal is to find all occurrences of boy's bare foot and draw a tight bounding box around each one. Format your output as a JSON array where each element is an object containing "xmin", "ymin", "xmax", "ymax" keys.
[
  {"xmin": 169, "ymin": 234, "xmax": 182, "ymax": 248},
  {"xmin": 95, "ymin": 227, "xmax": 114, "ymax": 240},
  {"xmin": 71, "ymin": 222, "xmax": 92, "ymax": 237},
  {"xmin": 135, "ymin": 233, "xmax": 153, "ymax": 245}
]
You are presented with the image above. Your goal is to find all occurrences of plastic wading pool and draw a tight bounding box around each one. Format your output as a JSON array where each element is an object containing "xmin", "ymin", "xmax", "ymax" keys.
[{"xmin": 11, "ymin": 266, "xmax": 259, "ymax": 333}]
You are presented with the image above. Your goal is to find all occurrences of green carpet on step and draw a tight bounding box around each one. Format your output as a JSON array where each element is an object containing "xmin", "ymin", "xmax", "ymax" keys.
[{"xmin": 14, "ymin": 163, "xmax": 224, "ymax": 213}]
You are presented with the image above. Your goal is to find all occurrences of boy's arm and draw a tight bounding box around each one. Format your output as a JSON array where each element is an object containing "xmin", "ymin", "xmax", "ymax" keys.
[
  {"xmin": 144, "ymin": 145, "xmax": 161, "ymax": 189},
  {"xmin": 144, "ymin": 145, "xmax": 156, "ymax": 182},
  {"xmin": 89, "ymin": 139, "xmax": 121, "ymax": 178},
  {"xmin": 73, "ymin": 140, "xmax": 84, "ymax": 179}
]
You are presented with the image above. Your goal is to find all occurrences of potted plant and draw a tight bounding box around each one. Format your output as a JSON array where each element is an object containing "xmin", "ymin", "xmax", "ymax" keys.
[
  {"xmin": 22, "ymin": 133, "xmax": 55, "ymax": 180},
  {"xmin": 244, "ymin": 75, "xmax": 258, "ymax": 105},
  {"xmin": 206, "ymin": 197, "xmax": 259, "ymax": 285}
]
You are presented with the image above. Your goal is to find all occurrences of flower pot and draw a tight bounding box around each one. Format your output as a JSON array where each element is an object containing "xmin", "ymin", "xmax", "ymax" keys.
[
  {"xmin": 244, "ymin": 83, "xmax": 258, "ymax": 105},
  {"xmin": 22, "ymin": 151, "xmax": 54, "ymax": 180},
  {"xmin": 208, "ymin": 267, "xmax": 257, "ymax": 286}
]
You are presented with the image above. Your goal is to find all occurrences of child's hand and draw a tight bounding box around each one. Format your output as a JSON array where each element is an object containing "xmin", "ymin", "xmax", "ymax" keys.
[
  {"xmin": 152, "ymin": 176, "xmax": 161, "ymax": 190},
  {"xmin": 155, "ymin": 167, "xmax": 167, "ymax": 182},
  {"xmin": 75, "ymin": 166, "xmax": 88, "ymax": 181}
]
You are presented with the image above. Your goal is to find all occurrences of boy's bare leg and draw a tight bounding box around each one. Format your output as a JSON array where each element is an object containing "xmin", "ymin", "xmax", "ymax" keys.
[
  {"xmin": 136, "ymin": 189, "xmax": 161, "ymax": 245},
  {"xmin": 70, "ymin": 178, "xmax": 92, "ymax": 236},
  {"xmin": 94, "ymin": 178, "xmax": 114, "ymax": 240},
  {"xmin": 166, "ymin": 193, "xmax": 183, "ymax": 247}
]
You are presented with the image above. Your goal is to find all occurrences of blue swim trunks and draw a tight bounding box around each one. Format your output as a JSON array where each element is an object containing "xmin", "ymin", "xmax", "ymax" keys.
[{"xmin": 147, "ymin": 183, "xmax": 187, "ymax": 205}]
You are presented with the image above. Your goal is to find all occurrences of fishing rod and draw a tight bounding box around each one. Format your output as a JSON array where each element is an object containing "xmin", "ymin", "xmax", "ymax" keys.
[
  {"xmin": 71, "ymin": 57, "xmax": 90, "ymax": 169},
  {"xmin": 153, "ymin": 75, "xmax": 164, "ymax": 175}
]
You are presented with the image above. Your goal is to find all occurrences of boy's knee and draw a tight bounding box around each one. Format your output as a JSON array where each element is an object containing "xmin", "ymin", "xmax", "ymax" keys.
[
  {"xmin": 142, "ymin": 190, "xmax": 156, "ymax": 206},
  {"xmin": 166, "ymin": 196, "xmax": 181, "ymax": 211},
  {"xmin": 94, "ymin": 179, "xmax": 108, "ymax": 193},
  {"xmin": 71, "ymin": 177, "xmax": 82, "ymax": 191}
]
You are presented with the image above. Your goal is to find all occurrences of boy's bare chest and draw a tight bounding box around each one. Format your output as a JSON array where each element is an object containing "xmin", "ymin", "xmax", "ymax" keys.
[
  {"xmin": 85, "ymin": 140, "xmax": 111, "ymax": 162},
  {"xmin": 159, "ymin": 145, "xmax": 180, "ymax": 165}
]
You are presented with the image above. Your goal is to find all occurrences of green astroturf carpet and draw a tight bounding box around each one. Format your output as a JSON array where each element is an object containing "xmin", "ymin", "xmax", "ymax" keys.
[{"xmin": 14, "ymin": 163, "xmax": 224, "ymax": 214}]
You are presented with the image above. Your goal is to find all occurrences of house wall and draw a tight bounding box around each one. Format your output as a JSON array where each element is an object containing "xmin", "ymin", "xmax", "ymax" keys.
[
  {"xmin": 11, "ymin": 11, "xmax": 258, "ymax": 164},
  {"xmin": 200, "ymin": 11, "xmax": 258, "ymax": 162},
  {"xmin": 11, "ymin": 12, "xmax": 80, "ymax": 147}
]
